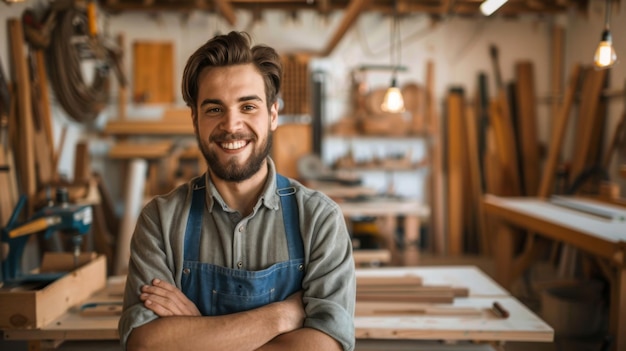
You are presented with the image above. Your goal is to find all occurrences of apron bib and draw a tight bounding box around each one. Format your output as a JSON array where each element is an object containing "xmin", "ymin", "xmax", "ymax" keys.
[{"xmin": 180, "ymin": 174, "xmax": 304, "ymax": 316}]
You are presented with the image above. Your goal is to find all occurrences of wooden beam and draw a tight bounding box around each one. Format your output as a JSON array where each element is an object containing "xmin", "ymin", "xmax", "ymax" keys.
[
  {"xmin": 321, "ymin": 0, "xmax": 369, "ymax": 57},
  {"xmin": 515, "ymin": 61, "xmax": 540, "ymax": 196},
  {"xmin": 214, "ymin": 0, "xmax": 238, "ymax": 26},
  {"xmin": 8, "ymin": 19, "xmax": 37, "ymax": 207},
  {"xmin": 538, "ymin": 64, "xmax": 581, "ymax": 198}
]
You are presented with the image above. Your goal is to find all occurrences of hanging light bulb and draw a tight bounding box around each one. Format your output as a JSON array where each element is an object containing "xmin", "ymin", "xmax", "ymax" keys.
[
  {"xmin": 381, "ymin": 77, "xmax": 405, "ymax": 113},
  {"xmin": 593, "ymin": 0, "xmax": 617, "ymax": 69},
  {"xmin": 594, "ymin": 30, "xmax": 617, "ymax": 69},
  {"xmin": 381, "ymin": 3, "xmax": 405, "ymax": 114}
]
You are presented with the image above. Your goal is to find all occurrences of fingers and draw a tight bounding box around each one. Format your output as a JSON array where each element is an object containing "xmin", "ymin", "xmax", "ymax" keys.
[{"xmin": 140, "ymin": 279, "xmax": 201, "ymax": 317}]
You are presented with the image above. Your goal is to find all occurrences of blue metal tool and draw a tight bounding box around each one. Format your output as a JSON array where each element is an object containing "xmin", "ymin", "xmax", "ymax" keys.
[{"xmin": 1, "ymin": 188, "xmax": 93, "ymax": 283}]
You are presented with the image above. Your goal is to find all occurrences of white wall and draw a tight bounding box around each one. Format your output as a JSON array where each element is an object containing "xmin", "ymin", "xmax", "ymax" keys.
[{"xmin": 1, "ymin": 0, "xmax": 624, "ymax": 200}]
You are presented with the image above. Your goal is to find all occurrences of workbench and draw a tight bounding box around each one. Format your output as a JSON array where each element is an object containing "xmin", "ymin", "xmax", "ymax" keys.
[
  {"xmin": 1, "ymin": 266, "xmax": 552, "ymax": 350},
  {"xmin": 338, "ymin": 197, "xmax": 430, "ymax": 265},
  {"xmin": 354, "ymin": 266, "xmax": 553, "ymax": 350},
  {"xmin": 483, "ymin": 195, "xmax": 626, "ymax": 351}
]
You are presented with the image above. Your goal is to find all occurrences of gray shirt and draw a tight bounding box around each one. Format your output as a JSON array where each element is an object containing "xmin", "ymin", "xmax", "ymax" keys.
[{"xmin": 118, "ymin": 159, "xmax": 356, "ymax": 350}]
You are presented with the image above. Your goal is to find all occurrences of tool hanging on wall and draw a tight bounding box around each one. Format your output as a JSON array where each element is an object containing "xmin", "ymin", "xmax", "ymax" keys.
[{"xmin": 22, "ymin": 1, "xmax": 127, "ymax": 124}]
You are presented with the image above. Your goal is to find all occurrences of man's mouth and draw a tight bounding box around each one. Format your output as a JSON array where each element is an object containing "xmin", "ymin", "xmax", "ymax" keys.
[{"xmin": 220, "ymin": 140, "xmax": 248, "ymax": 150}]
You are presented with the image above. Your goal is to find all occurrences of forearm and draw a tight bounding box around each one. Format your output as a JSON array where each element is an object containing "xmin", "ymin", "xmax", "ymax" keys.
[
  {"xmin": 256, "ymin": 327, "xmax": 343, "ymax": 351},
  {"xmin": 127, "ymin": 303, "xmax": 289, "ymax": 351}
]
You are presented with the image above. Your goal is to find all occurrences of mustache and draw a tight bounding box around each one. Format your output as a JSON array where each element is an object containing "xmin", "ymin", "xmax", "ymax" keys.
[{"xmin": 210, "ymin": 133, "xmax": 256, "ymax": 142}]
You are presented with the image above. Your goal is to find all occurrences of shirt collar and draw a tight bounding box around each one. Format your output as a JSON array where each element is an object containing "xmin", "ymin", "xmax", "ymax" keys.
[{"xmin": 203, "ymin": 157, "xmax": 281, "ymax": 213}]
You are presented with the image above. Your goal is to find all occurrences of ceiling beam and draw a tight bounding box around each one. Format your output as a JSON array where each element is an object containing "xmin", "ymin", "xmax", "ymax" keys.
[
  {"xmin": 213, "ymin": 0, "xmax": 238, "ymax": 25},
  {"xmin": 321, "ymin": 0, "xmax": 370, "ymax": 56}
]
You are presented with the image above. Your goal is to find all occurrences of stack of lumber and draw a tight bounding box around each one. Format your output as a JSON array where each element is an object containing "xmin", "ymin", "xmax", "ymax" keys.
[
  {"xmin": 357, "ymin": 275, "xmax": 468, "ymax": 304},
  {"xmin": 444, "ymin": 39, "xmax": 621, "ymax": 256},
  {"xmin": 355, "ymin": 275, "xmax": 508, "ymax": 319}
]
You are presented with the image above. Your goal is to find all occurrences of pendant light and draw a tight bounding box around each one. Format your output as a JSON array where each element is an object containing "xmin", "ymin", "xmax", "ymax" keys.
[
  {"xmin": 479, "ymin": 0, "xmax": 508, "ymax": 16},
  {"xmin": 381, "ymin": 4, "xmax": 405, "ymax": 113},
  {"xmin": 593, "ymin": 0, "xmax": 617, "ymax": 69}
]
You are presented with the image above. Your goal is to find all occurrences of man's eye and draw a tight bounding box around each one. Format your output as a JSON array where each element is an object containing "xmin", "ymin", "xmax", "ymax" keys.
[{"xmin": 206, "ymin": 107, "xmax": 221, "ymax": 114}]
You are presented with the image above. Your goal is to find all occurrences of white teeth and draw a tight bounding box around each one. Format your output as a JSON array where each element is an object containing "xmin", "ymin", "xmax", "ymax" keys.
[{"xmin": 221, "ymin": 140, "xmax": 246, "ymax": 150}]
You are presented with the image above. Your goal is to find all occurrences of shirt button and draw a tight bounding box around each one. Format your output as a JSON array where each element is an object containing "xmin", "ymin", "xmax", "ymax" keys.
[
  {"xmin": 237, "ymin": 261, "xmax": 243, "ymax": 268},
  {"xmin": 183, "ymin": 268, "xmax": 191, "ymax": 274},
  {"xmin": 238, "ymin": 226, "xmax": 244, "ymax": 233}
]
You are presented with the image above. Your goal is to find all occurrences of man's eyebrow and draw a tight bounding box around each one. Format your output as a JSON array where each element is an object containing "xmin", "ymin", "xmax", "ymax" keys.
[
  {"xmin": 239, "ymin": 95, "xmax": 263, "ymax": 102},
  {"xmin": 199, "ymin": 99, "xmax": 222, "ymax": 107},
  {"xmin": 199, "ymin": 95, "xmax": 263, "ymax": 107}
]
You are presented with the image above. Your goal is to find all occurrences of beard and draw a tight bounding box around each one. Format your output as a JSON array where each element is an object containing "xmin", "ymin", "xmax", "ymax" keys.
[{"xmin": 198, "ymin": 130, "xmax": 273, "ymax": 183}]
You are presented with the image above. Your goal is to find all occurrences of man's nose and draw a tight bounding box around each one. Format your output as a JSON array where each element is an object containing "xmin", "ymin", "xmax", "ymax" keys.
[{"xmin": 220, "ymin": 110, "xmax": 243, "ymax": 131}]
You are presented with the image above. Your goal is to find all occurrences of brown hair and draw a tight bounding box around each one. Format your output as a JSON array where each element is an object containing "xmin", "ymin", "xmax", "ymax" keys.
[{"xmin": 181, "ymin": 31, "xmax": 282, "ymax": 117}]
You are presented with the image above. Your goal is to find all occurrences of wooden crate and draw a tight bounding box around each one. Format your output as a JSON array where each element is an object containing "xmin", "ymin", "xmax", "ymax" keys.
[{"xmin": 0, "ymin": 252, "xmax": 107, "ymax": 329}]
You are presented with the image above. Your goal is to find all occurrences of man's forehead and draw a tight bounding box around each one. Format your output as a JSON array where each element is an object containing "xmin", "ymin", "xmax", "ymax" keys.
[{"xmin": 198, "ymin": 64, "xmax": 265, "ymax": 99}]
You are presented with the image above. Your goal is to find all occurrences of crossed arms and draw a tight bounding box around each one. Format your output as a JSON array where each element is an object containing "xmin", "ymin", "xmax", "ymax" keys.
[{"xmin": 125, "ymin": 279, "xmax": 343, "ymax": 351}]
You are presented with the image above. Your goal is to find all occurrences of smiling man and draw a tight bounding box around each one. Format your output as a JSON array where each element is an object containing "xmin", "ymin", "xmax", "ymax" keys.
[{"xmin": 118, "ymin": 31, "xmax": 356, "ymax": 351}]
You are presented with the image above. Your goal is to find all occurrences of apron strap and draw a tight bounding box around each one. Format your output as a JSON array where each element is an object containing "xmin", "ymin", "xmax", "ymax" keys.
[
  {"xmin": 276, "ymin": 174, "xmax": 304, "ymax": 261},
  {"xmin": 183, "ymin": 174, "xmax": 304, "ymax": 262},
  {"xmin": 184, "ymin": 176, "xmax": 206, "ymax": 261}
]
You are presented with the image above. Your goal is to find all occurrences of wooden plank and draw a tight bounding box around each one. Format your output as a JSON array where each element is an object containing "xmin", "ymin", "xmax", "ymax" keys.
[
  {"xmin": 550, "ymin": 24, "xmax": 565, "ymax": 127},
  {"xmin": 538, "ymin": 64, "xmax": 582, "ymax": 198},
  {"xmin": 108, "ymin": 140, "xmax": 173, "ymax": 160},
  {"xmin": 425, "ymin": 61, "xmax": 445, "ymax": 255},
  {"xmin": 358, "ymin": 285, "xmax": 469, "ymax": 297},
  {"xmin": 569, "ymin": 67, "xmax": 607, "ymax": 185},
  {"xmin": 103, "ymin": 119, "xmax": 194, "ymax": 135},
  {"xmin": 34, "ymin": 50, "xmax": 54, "ymax": 163},
  {"xmin": 357, "ymin": 291, "xmax": 455, "ymax": 304},
  {"xmin": 8, "ymin": 18, "xmax": 36, "ymax": 204},
  {"xmin": 465, "ymin": 105, "xmax": 489, "ymax": 255},
  {"xmin": 357, "ymin": 275, "xmax": 423, "ymax": 287},
  {"xmin": 446, "ymin": 89, "xmax": 466, "ymax": 255},
  {"xmin": 74, "ymin": 141, "xmax": 92, "ymax": 182},
  {"xmin": 491, "ymin": 90, "xmax": 522, "ymax": 196},
  {"xmin": 30, "ymin": 50, "xmax": 54, "ymax": 186},
  {"xmin": 356, "ymin": 301, "xmax": 483, "ymax": 317},
  {"xmin": 117, "ymin": 34, "xmax": 127, "ymax": 120},
  {"xmin": 355, "ymin": 296, "xmax": 554, "ymax": 342},
  {"xmin": 132, "ymin": 41, "xmax": 174, "ymax": 104},
  {"xmin": 0, "ymin": 144, "xmax": 13, "ymax": 225},
  {"xmin": 603, "ymin": 80, "xmax": 626, "ymax": 169},
  {"xmin": 514, "ymin": 61, "xmax": 540, "ymax": 196}
]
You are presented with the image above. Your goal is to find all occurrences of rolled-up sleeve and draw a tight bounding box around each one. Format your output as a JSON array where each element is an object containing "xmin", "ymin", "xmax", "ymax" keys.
[
  {"xmin": 118, "ymin": 191, "xmax": 188, "ymax": 349},
  {"xmin": 300, "ymin": 193, "xmax": 356, "ymax": 351}
]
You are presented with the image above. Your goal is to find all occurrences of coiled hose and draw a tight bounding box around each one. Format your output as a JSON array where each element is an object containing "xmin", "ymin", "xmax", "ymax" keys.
[{"xmin": 47, "ymin": 8, "xmax": 111, "ymax": 124}]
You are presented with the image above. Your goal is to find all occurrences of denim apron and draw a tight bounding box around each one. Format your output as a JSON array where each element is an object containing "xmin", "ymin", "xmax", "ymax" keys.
[{"xmin": 180, "ymin": 174, "xmax": 305, "ymax": 316}]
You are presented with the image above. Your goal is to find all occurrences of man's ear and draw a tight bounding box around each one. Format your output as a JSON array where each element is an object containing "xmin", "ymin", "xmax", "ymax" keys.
[{"xmin": 270, "ymin": 101, "xmax": 279, "ymax": 131}]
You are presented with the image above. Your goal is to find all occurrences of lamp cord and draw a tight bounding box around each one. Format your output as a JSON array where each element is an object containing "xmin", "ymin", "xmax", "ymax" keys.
[
  {"xmin": 603, "ymin": 0, "xmax": 611, "ymax": 30},
  {"xmin": 390, "ymin": 2, "xmax": 402, "ymax": 81}
]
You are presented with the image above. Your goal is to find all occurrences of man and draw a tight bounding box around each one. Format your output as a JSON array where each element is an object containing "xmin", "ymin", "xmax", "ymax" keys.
[{"xmin": 118, "ymin": 31, "xmax": 356, "ymax": 351}]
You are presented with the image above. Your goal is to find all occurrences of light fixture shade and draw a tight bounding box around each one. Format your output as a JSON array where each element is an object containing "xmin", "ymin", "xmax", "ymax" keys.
[
  {"xmin": 593, "ymin": 30, "xmax": 617, "ymax": 68},
  {"xmin": 480, "ymin": 0, "xmax": 508, "ymax": 16},
  {"xmin": 381, "ymin": 86, "xmax": 405, "ymax": 113}
]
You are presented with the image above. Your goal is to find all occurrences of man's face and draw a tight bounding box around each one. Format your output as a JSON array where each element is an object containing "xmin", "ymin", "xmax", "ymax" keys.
[{"xmin": 193, "ymin": 64, "xmax": 278, "ymax": 182}]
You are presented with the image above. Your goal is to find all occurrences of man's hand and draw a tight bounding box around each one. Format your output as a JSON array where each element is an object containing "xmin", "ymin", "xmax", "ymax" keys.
[{"xmin": 140, "ymin": 279, "xmax": 201, "ymax": 317}]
